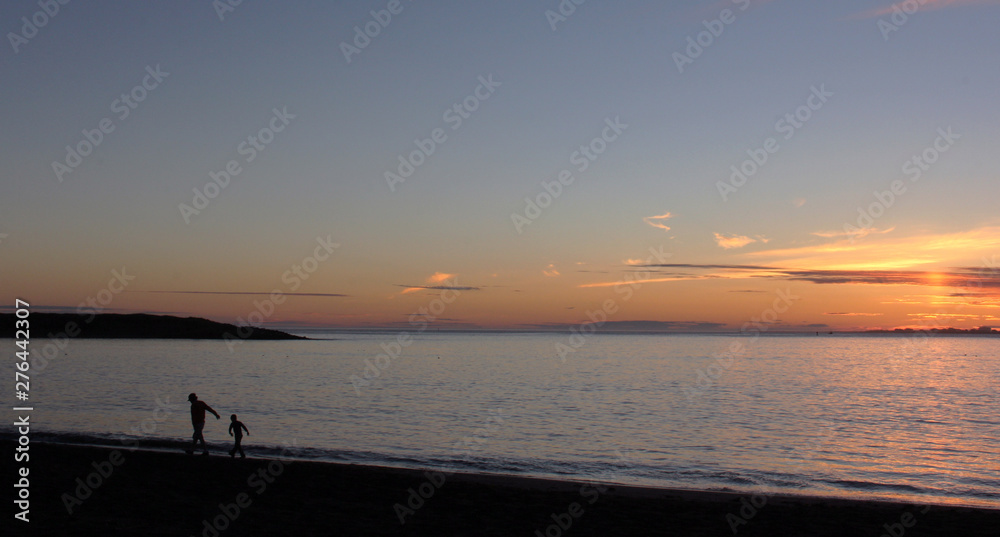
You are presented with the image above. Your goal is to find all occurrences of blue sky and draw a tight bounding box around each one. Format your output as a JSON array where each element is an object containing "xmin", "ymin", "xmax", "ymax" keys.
[{"xmin": 2, "ymin": 0, "xmax": 999, "ymax": 330}]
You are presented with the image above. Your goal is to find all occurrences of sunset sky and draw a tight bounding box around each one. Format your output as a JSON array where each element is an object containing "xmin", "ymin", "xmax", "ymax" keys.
[{"xmin": 2, "ymin": 0, "xmax": 999, "ymax": 331}]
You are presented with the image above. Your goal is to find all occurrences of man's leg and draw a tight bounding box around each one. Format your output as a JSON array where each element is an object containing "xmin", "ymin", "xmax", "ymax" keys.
[
  {"xmin": 194, "ymin": 422, "xmax": 208, "ymax": 454},
  {"xmin": 190, "ymin": 423, "xmax": 200, "ymax": 453}
]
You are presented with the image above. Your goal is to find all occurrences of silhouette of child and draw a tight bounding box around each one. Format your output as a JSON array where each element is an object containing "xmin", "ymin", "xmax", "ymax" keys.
[{"xmin": 228, "ymin": 414, "xmax": 249, "ymax": 459}]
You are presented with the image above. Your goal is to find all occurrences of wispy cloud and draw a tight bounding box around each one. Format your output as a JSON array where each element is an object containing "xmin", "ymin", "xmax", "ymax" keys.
[
  {"xmin": 744, "ymin": 226, "xmax": 1000, "ymax": 271},
  {"xmin": 853, "ymin": 0, "xmax": 1000, "ymax": 19},
  {"xmin": 131, "ymin": 290, "xmax": 348, "ymax": 297},
  {"xmin": 639, "ymin": 263, "xmax": 773, "ymax": 270},
  {"xmin": 397, "ymin": 284, "xmax": 481, "ymax": 292},
  {"xmin": 811, "ymin": 227, "xmax": 894, "ymax": 240},
  {"xmin": 643, "ymin": 212, "xmax": 673, "ymax": 232},
  {"xmin": 581, "ymin": 263, "xmax": 1000, "ymax": 293},
  {"xmin": 543, "ymin": 263, "xmax": 560, "ymax": 277},
  {"xmin": 399, "ymin": 273, "xmax": 470, "ymax": 294},
  {"xmin": 579, "ymin": 276, "xmax": 705, "ymax": 289},
  {"xmin": 825, "ymin": 312, "xmax": 884, "ymax": 316},
  {"xmin": 0, "ymin": 304, "xmax": 190, "ymax": 314},
  {"xmin": 427, "ymin": 272, "xmax": 456, "ymax": 284},
  {"xmin": 773, "ymin": 267, "xmax": 1000, "ymax": 290},
  {"xmin": 713, "ymin": 232, "xmax": 757, "ymax": 249}
]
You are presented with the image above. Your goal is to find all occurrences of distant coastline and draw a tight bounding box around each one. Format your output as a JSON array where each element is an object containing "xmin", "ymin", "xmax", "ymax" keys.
[
  {"xmin": 3, "ymin": 314, "xmax": 995, "ymax": 338},
  {"xmin": 285, "ymin": 326, "xmax": 999, "ymax": 336},
  {"xmin": 864, "ymin": 326, "xmax": 999, "ymax": 335},
  {"xmin": 0, "ymin": 313, "xmax": 306, "ymax": 340}
]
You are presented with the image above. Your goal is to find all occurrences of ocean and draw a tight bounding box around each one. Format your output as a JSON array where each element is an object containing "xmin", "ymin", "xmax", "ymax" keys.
[{"xmin": 15, "ymin": 331, "xmax": 1000, "ymax": 508}]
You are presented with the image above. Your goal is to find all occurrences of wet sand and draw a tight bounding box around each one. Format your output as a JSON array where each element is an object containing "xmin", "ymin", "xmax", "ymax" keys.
[{"xmin": 9, "ymin": 442, "xmax": 998, "ymax": 536}]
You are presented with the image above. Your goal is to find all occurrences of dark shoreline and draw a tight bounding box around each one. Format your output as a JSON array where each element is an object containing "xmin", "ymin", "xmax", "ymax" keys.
[
  {"xmin": 0, "ymin": 313, "xmax": 306, "ymax": 340},
  {"xmin": 8, "ymin": 442, "xmax": 998, "ymax": 536}
]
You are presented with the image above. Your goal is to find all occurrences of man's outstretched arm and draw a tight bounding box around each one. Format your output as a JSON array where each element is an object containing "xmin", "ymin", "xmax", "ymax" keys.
[{"xmin": 206, "ymin": 404, "xmax": 221, "ymax": 419}]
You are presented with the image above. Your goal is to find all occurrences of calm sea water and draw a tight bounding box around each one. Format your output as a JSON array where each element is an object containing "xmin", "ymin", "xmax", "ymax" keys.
[{"xmin": 14, "ymin": 332, "xmax": 1000, "ymax": 508}]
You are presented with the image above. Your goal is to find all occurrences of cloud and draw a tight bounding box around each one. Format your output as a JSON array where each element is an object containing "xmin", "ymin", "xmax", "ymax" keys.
[
  {"xmin": 131, "ymin": 290, "xmax": 348, "ymax": 297},
  {"xmin": 427, "ymin": 272, "xmax": 456, "ymax": 284},
  {"xmin": 780, "ymin": 267, "xmax": 1000, "ymax": 289},
  {"xmin": 643, "ymin": 212, "xmax": 673, "ymax": 231},
  {"xmin": 543, "ymin": 263, "xmax": 560, "ymax": 277},
  {"xmin": 824, "ymin": 312, "xmax": 884, "ymax": 316},
  {"xmin": 578, "ymin": 263, "xmax": 1000, "ymax": 294},
  {"xmin": 400, "ymin": 272, "xmax": 467, "ymax": 294},
  {"xmin": 811, "ymin": 227, "xmax": 895, "ymax": 240},
  {"xmin": 397, "ymin": 284, "xmax": 480, "ymax": 293},
  {"xmin": 0, "ymin": 305, "xmax": 190, "ymax": 315},
  {"xmin": 579, "ymin": 276, "xmax": 706, "ymax": 288},
  {"xmin": 853, "ymin": 0, "xmax": 1000, "ymax": 19},
  {"xmin": 713, "ymin": 233, "xmax": 757, "ymax": 249},
  {"xmin": 792, "ymin": 198, "xmax": 806, "ymax": 208},
  {"xmin": 579, "ymin": 227, "xmax": 1000, "ymax": 292},
  {"xmin": 744, "ymin": 226, "xmax": 1000, "ymax": 271},
  {"xmin": 639, "ymin": 263, "xmax": 774, "ymax": 270}
]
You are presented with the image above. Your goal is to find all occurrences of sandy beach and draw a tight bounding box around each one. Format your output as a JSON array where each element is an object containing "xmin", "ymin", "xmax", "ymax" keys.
[{"xmin": 8, "ymin": 441, "xmax": 998, "ymax": 536}]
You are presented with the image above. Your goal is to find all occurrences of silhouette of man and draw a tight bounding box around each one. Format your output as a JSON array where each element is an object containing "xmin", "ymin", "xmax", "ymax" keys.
[
  {"xmin": 187, "ymin": 393, "xmax": 220, "ymax": 456},
  {"xmin": 228, "ymin": 414, "xmax": 250, "ymax": 459}
]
